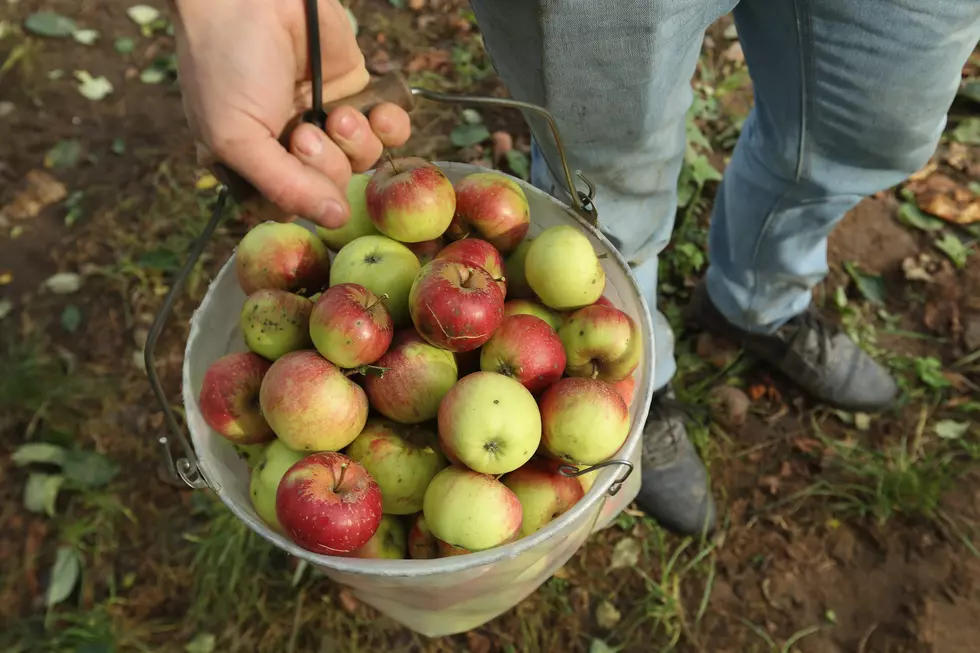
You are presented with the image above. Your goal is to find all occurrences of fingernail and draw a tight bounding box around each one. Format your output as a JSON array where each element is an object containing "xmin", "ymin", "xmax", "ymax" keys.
[
  {"xmin": 294, "ymin": 128, "xmax": 324, "ymax": 157},
  {"xmin": 336, "ymin": 113, "xmax": 358, "ymax": 139},
  {"xmin": 319, "ymin": 199, "xmax": 345, "ymax": 226}
]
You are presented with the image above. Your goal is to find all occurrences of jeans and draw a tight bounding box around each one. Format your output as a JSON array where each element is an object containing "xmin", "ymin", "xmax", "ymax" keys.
[{"xmin": 469, "ymin": 0, "xmax": 980, "ymax": 392}]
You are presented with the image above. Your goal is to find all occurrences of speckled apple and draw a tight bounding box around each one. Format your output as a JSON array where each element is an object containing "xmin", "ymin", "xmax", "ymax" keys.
[
  {"xmin": 309, "ymin": 283, "xmax": 393, "ymax": 369},
  {"xmin": 364, "ymin": 330, "xmax": 458, "ymax": 424},
  {"xmin": 258, "ymin": 350, "xmax": 368, "ymax": 452},
  {"xmin": 240, "ymin": 289, "xmax": 313, "ymax": 361},
  {"xmin": 275, "ymin": 452, "xmax": 383, "ymax": 554},
  {"xmin": 422, "ymin": 466, "xmax": 523, "ymax": 552},
  {"xmin": 452, "ymin": 171, "xmax": 530, "ymax": 254},
  {"xmin": 366, "ymin": 157, "xmax": 456, "ymax": 243},
  {"xmin": 480, "ymin": 314, "xmax": 566, "ymax": 394},
  {"xmin": 198, "ymin": 351, "xmax": 274, "ymax": 444},
  {"xmin": 235, "ymin": 222, "xmax": 331, "ymax": 295},
  {"xmin": 539, "ymin": 377, "xmax": 629, "ymax": 465},
  {"xmin": 434, "ymin": 238, "xmax": 507, "ymax": 297}
]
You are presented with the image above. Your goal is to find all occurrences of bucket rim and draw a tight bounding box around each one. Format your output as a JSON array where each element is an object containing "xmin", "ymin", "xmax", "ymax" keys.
[{"xmin": 182, "ymin": 160, "xmax": 656, "ymax": 577}]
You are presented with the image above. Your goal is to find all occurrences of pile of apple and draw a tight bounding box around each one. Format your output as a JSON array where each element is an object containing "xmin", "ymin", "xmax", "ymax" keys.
[{"xmin": 197, "ymin": 157, "xmax": 642, "ymax": 560}]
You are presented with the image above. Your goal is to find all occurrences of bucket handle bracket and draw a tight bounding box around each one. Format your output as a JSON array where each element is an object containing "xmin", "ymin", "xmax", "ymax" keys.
[{"xmin": 558, "ymin": 459, "xmax": 635, "ymax": 497}]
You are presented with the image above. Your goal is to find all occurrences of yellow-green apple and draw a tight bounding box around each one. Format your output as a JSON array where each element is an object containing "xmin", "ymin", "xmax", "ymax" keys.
[
  {"xmin": 249, "ymin": 439, "xmax": 306, "ymax": 531},
  {"xmin": 525, "ymin": 225, "xmax": 604, "ymax": 310},
  {"xmin": 198, "ymin": 352, "xmax": 274, "ymax": 444},
  {"xmin": 422, "ymin": 466, "xmax": 522, "ymax": 551},
  {"xmin": 437, "ymin": 540, "xmax": 471, "ymax": 557},
  {"xmin": 275, "ymin": 452, "xmax": 382, "ymax": 554},
  {"xmin": 539, "ymin": 377, "xmax": 629, "ymax": 465},
  {"xmin": 610, "ymin": 375, "xmax": 636, "ymax": 408},
  {"xmin": 437, "ymin": 371, "xmax": 541, "ymax": 474},
  {"xmin": 309, "ymin": 283, "xmax": 393, "ymax": 368},
  {"xmin": 365, "ymin": 157, "xmax": 456, "ymax": 243},
  {"xmin": 315, "ymin": 172, "xmax": 380, "ymax": 250},
  {"xmin": 407, "ymin": 514, "xmax": 439, "ymax": 559},
  {"xmin": 259, "ymin": 350, "xmax": 368, "ymax": 452},
  {"xmin": 235, "ymin": 222, "xmax": 331, "ymax": 295},
  {"xmin": 406, "ymin": 237, "xmax": 444, "ymax": 266},
  {"xmin": 240, "ymin": 289, "xmax": 313, "ymax": 361},
  {"xmin": 502, "ymin": 458, "xmax": 585, "ymax": 537},
  {"xmin": 503, "ymin": 299, "xmax": 563, "ymax": 331},
  {"xmin": 434, "ymin": 238, "xmax": 507, "ymax": 297},
  {"xmin": 408, "ymin": 259, "xmax": 504, "ymax": 352},
  {"xmin": 343, "ymin": 514, "xmax": 407, "ymax": 559},
  {"xmin": 479, "ymin": 315, "xmax": 565, "ymax": 394},
  {"xmin": 558, "ymin": 304, "xmax": 642, "ymax": 382},
  {"xmin": 344, "ymin": 418, "xmax": 448, "ymax": 514},
  {"xmin": 364, "ymin": 330, "xmax": 458, "ymax": 424},
  {"xmin": 452, "ymin": 171, "xmax": 530, "ymax": 254},
  {"xmin": 330, "ymin": 235, "xmax": 421, "ymax": 327},
  {"xmin": 503, "ymin": 238, "xmax": 535, "ymax": 299}
]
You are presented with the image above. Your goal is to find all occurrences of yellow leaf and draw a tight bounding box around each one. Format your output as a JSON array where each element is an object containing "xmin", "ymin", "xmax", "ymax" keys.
[
  {"xmin": 195, "ymin": 173, "xmax": 218, "ymax": 190},
  {"xmin": 0, "ymin": 271, "xmax": 13, "ymax": 285}
]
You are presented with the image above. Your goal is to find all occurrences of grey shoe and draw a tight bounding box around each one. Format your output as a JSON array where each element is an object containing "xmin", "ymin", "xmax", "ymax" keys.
[
  {"xmin": 636, "ymin": 387, "xmax": 717, "ymax": 538},
  {"xmin": 685, "ymin": 282, "xmax": 899, "ymax": 412}
]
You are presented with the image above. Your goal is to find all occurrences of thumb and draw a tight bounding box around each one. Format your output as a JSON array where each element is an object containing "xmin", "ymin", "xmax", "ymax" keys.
[{"xmin": 213, "ymin": 131, "xmax": 352, "ymax": 229}]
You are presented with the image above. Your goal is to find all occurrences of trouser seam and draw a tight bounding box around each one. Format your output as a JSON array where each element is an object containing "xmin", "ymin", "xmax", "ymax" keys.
[{"xmin": 745, "ymin": 0, "xmax": 814, "ymax": 326}]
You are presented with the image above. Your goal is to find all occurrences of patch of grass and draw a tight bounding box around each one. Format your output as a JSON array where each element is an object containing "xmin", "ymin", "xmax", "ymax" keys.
[{"xmin": 737, "ymin": 618, "xmax": 823, "ymax": 653}]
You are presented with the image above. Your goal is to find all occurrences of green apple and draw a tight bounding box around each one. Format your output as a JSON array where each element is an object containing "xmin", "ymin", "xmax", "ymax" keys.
[
  {"xmin": 344, "ymin": 514, "xmax": 408, "ymax": 559},
  {"xmin": 437, "ymin": 371, "xmax": 541, "ymax": 474},
  {"xmin": 240, "ymin": 289, "xmax": 313, "ymax": 360},
  {"xmin": 249, "ymin": 439, "xmax": 306, "ymax": 532},
  {"xmin": 502, "ymin": 458, "xmax": 585, "ymax": 538},
  {"xmin": 344, "ymin": 418, "xmax": 448, "ymax": 514},
  {"xmin": 315, "ymin": 173, "xmax": 380, "ymax": 250},
  {"xmin": 503, "ymin": 299, "xmax": 564, "ymax": 331},
  {"xmin": 330, "ymin": 235, "xmax": 421, "ymax": 327},
  {"xmin": 234, "ymin": 442, "xmax": 270, "ymax": 468},
  {"xmin": 503, "ymin": 238, "xmax": 535, "ymax": 299},
  {"xmin": 524, "ymin": 225, "xmax": 605, "ymax": 310},
  {"xmin": 422, "ymin": 466, "xmax": 523, "ymax": 552},
  {"xmin": 539, "ymin": 377, "xmax": 629, "ymax": 465}
]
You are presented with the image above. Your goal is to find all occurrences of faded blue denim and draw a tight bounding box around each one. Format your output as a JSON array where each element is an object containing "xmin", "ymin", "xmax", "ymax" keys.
[{"xmin": 470, "ymin": 0, "xmax": 980, "ymax": 391}]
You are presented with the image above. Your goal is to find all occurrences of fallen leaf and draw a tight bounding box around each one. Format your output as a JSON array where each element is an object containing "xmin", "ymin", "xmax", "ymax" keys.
[
  {"xmin": 61, "ymin": 305, "xmax": 82, "ymax": 333},
  {"xmin": 0, "ymin": 169, "xmax": 68, "ymax": 221},
  {"xmin": 957, "ymin": 201, "xmax": 980, "ymax": 225},
  {"xmin": 589, "ymin": 640, "xmax": 621, "ymax": 653},
  {"xmin": 792, "ymin": 438, "xmax": 822, "ymax": 455},
  {"xmin": 854, "ymin": 413, "xmax": 872, "ymax": 431},
  {"xmin": 919, "ymin": 192, "xmax": 962, "ymax": 223},
  {"xmin": 934, "ymin": 233, "xmax": 970, "ymax": 269},
  {"xmin": 126, "ymin": 5, "xmax": 161, "ymax": 27},
  {"xmin": 708, "ymin": 385, "xmax": 750, "ymax": 428},
  {"xmin": 184, "ymin": 633, "xmax": 216, "ymax": 653},
  {"xmin": 72, "ymin": 28, "xmax": 99, "ymax": 45},
  {"xmin": 111, "ymin": 138, "xmax": 126, "ymax": 155},
  {"xmin": 596, "ymin": 600, "xmax": 622, "ymax": 629},
  {"xmin": 608, "ymin": 537, "xmax": 640, "ymax": 570},
  {"xmin": 935, "ymin": 420, "xmax": 970, "ymax": 440},
  {"xmin": 12, "ymin": 443, "xmax": 68, "ymax": 467},
  {"xmin": 843, "ymin": 261, "xmax": 886, "ymax": 305},
  {"xmin": 758, "ymin": 475, "xmax": 781, "ymax": 495},
  {"xmin": 24, "ymin": 12, "xmax": 76, "ymax": 37},
  {"xmin": 46, "ymin": 545, "xmax": 81, "ymax": 607},
  {"xmin": 44, "ymin": 139, "xmax": 83, "ymax": 169},
  {"xmin": 723, "ymin": 23, "xmax": 738, "ymax": 39},
  {"xmin": 0, "ymin": 101, "xmax": 13, "ymax": 118},
  {"xmin": 139, "ymin": 67, "xmax": 167, "ymax": 84},
  {"xmin": 44, "ymin": 272, "xmax": 82, "ymax": 294},
  {"xmin": 451, "ymin": 123, "xmax": 491, "ymax": 148},
  {"xmin": 908, "ymin": 161, "xmax": 938, "ymax": 182},
  {"xmin": 24, "ymin": 473, "xmax": 64, "ymax": 517},
  {"xmin": 942, "ymin": 371, "xmax": 970, "ymax": 392},
  {"xmin": 505, "ymin": 149, "xmax": 530, "ymax": 181},
  {"xmin": 0, "ymin": 299, "xmax": 12, "ymax": 320},
  {"xmin": 62, "ymin": 450, "xmax": 119, "ymax": 488},
  {"xmin": 0, "ymin": 271, "xmax": 11, "ymax": 285},
  {"xmin": 114, "ymin": 37, "xmax": 135, "ymax": 54},
  {"xmin": 897, "ymin": 202, "xmax": 945, "ymax": 232},
  {"xmin": 408, "ymin": 0, "xmax": 426, "ymax": 10},
  {"xmin": 75, "ymin": 71, "xmax": 113, "ymax": 100},
  {"xmin": 951, "ymin": 118, "xmax": 980, "ymax": 145},
  {"xmin": 902, "ymin": 253, "xmax": 939, "ymax": 282}
]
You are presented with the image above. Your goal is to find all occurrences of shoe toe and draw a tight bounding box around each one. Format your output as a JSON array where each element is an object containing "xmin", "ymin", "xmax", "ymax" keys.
[{"xmin": 635, "ymin": 445, "xmax": 717, "ymax": 538}]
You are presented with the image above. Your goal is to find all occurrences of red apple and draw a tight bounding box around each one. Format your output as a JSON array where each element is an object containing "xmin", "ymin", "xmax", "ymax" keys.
[
  {"xmin": 408, "ymin": 259, "xmax": 504, "ymax": 352},
  {"xmin": 434, "ymin": 238, "xmax": 507, "ymax": 297},
  {"xmin": 479, "ymin": 315, "xmax": 566, "ymax": 394},
  {"xmin": 235, "ymin": 222, "xmax": 331, "ymax": 295},
  {"xmin": 406, "ymin": 237, "xmax": 445, "ymax": 266},
  {"xmin": 407, "ymin": 514, "xmax": 438, "ymax": 560},
  {"xmin": 593, "ymin": 295, "xmax": 615, "ymax": 308},
  {"xmin": 539, "ymin": 377, "xmax": 630, "ymax": 465},
  {"xmin": 437, "ymin": 540, "xmax": 471, "ymax": 557},
  {"xmin": 259, "ymin": 350, "xmax": 368, "ymax": 452},
  {"xmin": 365, "ymin": 157, "xmax": 456, "ymax": 243},
  {"xmin": 504, "ymin": 299, "xmax": 564, "ymax": 331},
  {"xmin": 364, "ymin": 330, "xmax": 458, "ymax": 424},
  {"xmin": 558, "ymin": 304, "xmax": 642, "ymax": 382},
  {"xmin": 275, "ymin": 452, "xmax": 383, "ymax": 554},
  {"xmin": 343, "ymin": 514, "xmax": 407, "ymax": 559},
  {"xmin": 452, "ymin": 171, "xmax": 530, "ymax": 254},
  {"xmin": 610, "ymin": 375, "xmax": 636, "ymax": 408},
  {"xmin": 198, "ymin": 352, "xmax": 274, "ymax": 444},
  {"xmin": 502, "ymin": 458, "xmax": 585, "ymax": 537},
  {"xmin": 309, "ymin": 283, "xmax": 393, "ymax": 369}
]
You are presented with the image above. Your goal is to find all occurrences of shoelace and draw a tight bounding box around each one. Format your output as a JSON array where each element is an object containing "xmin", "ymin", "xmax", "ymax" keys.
[{"xmin": 779, "ymin": 308, "xmax": 838, "ymax": 370}]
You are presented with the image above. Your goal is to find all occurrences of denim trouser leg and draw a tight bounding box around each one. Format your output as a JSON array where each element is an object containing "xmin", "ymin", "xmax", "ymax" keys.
[{"xmin": 470, "ymin": 0, "xmax": 980, "ymax": 392}]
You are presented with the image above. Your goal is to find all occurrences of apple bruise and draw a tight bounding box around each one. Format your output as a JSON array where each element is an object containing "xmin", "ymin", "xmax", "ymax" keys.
[
  {"xmin": 559, "ymin": 305, "xmax": 642, "ymax": 382},
  {"xmin": 198, "ymin": 352, "xmax": 273, "ymax": 443},
  {"xmin": 277, "ymin": 454, "xmax": 382, "ymax": 554},
  {"xmin": 410, "ymin": 260, "xmax": 504, "ymax": 352}
]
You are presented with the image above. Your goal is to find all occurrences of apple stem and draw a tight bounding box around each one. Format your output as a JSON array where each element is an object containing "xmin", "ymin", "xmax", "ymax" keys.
[
  {"xmin": 385, "ymin": 150, "xmax": 399, "ymax": 174},
  {"xmin": 336, "ymin": 463, "xmax": 348, "ymax": 489},
  {"xmin": 591, "ymin": 362, "xmax": 600, "ymax": 380},
  {"xmin": 365, "ymin": 293, "xmax": 389, "ymax": 311}
]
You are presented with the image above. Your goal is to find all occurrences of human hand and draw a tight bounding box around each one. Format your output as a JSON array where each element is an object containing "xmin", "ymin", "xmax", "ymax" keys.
[{"xmin": 171, "ymin": 0, "xmax": 411, "ymax": 228}]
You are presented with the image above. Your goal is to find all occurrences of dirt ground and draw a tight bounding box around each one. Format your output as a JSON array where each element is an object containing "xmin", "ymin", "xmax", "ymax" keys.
[{"xmin": 2, "ymin": 2, "xmax": 979, "ymax": 653}]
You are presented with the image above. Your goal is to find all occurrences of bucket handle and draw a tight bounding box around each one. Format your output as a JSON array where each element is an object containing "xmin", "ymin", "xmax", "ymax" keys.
[{"xmin": 147, "ymin": 0, "xmax": 607, "ymax": 490}]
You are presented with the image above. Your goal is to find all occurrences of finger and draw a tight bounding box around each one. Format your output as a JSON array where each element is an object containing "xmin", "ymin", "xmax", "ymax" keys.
[
  {"xmin": 324, "ymin": 105, "xmax": 383, "ymax": 173},
  {"xmin": 369, "ymin": 102, "xmax": 412, "ymax": 148},
  {"xmin": 214, "ymin": 133, "xmax": 350, "ymax": 229},
  {"xmin": 290, "ymin": 122, "xmax": 354, "ymax": 189}
]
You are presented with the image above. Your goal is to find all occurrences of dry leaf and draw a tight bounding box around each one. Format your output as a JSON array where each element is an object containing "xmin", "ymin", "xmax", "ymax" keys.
[
  {"xmin": 902, "ymin": 254, "xmax": 938, "ymax": 282},
  {"xmin": 0, "ymin": 170, "xmax": 67, "ymax": 221},
  {"xmin": 748, "ymin": 384, "xmax": 767, "ymax": 402},
  {"xmin": 792, "ymin": 438, "xmax": 822, "ymax": 455},
  {"xmin": 408, "ymin": 0, "xmax": 426, "ymax": 9},
  {"xmin": 758, "ymin": 476, "xmax": 781, "ymax": 495},
  {"xmin": 919, "ymin": 192, "xmax": 962, "ymax": 222},
  {"xmin": 708, "ymin": 385, "xmax": 750, "ymax": 428},
  {"xmin": 958, "ymin": 201, "xmax": 980, "ymax": 224},
  {"xmin": 596, "ymin": 600, "xmax": 622, "ymax": 629},
  {"xmin": 404, "ymin": 49, "xmax": 452, "ymax": 74},
  {"xmin": 908, "ymin": 161, "xmax": 938, "ymax": 182},
  {"xmin": 609, "ymin": 537, "xmax": 640, "ymax": 571}
]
